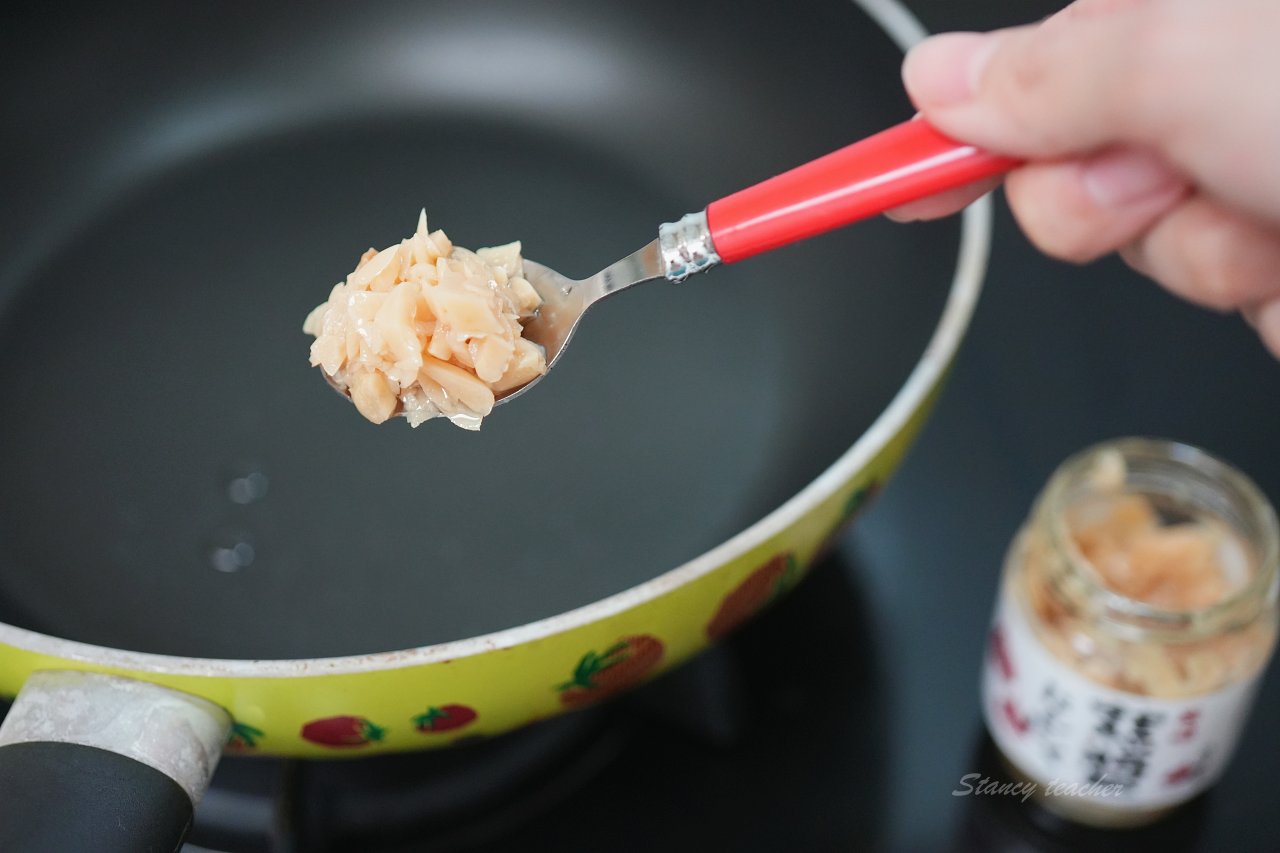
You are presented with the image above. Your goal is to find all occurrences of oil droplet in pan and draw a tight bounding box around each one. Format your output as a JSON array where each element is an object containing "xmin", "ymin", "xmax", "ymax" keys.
[
  {"xmin": 227, "ymin": 470, "xmax": 269, "ymax": 505},
  {"xmin": 208, "ymin": 528, "xmax": 256, "ymax": 573}
]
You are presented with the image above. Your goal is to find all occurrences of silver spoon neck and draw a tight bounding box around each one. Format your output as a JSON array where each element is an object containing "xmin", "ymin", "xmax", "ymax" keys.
[{"xmin": 586, "ymin": 209, "xmax": 721, "ymax": 302}]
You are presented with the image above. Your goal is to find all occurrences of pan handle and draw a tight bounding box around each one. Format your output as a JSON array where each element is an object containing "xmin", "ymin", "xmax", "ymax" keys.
[
  {"xmin": 0, "ymin": 671, "xmax": 229, "ymax": 853},
  {"xmin": 704, "ymin": 118, "xmax": 1018, "ymax": 264}
]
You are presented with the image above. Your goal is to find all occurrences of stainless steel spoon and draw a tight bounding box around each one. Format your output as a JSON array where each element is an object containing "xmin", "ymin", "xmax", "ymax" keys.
[{"xmin": 333, "ymin": 119, "xmax": 1017, "ymax": 412}]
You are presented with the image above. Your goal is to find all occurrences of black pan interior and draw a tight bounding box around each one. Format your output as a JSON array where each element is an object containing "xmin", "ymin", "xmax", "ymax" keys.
[{"xmin": 0, "ymin": 0, "xmax": 959, "ymax": 659}]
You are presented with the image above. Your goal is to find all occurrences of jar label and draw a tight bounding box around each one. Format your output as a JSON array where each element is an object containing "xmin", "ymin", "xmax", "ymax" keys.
[{"xmin": 982, "ymin": 582, "xmax": 1259, "ymax": 811}]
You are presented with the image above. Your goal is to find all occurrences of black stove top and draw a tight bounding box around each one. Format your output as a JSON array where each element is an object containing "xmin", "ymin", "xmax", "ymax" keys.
[{"xmin": 181, "ymin": 1, "xmax": 1279, "ymax": 849}]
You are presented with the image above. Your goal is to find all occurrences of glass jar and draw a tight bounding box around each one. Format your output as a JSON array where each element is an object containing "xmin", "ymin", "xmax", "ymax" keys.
[{"xmin": 982, "ymin": 438, "xmax": 1279, "ymax": 828}]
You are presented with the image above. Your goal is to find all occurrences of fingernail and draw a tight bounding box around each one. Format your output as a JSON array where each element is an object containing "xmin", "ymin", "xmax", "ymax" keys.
[
  {"xmin": 1082, "ymin": 149, "xmax": 1184, "ymax": 208},
  {"xmin": 903, "ymin": 31, "xmax": 1002, "ymax": 107}
]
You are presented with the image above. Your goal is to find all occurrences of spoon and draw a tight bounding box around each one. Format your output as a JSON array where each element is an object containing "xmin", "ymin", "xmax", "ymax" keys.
[{"xmin": 328, "ymin": 119, "xmax": 1017, "ymax": 414}]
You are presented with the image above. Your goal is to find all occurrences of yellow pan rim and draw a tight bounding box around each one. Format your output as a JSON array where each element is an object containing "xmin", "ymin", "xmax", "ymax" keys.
[{"xmin": 0, "ymin": 0, "xmax": 991, "ymax": 679}]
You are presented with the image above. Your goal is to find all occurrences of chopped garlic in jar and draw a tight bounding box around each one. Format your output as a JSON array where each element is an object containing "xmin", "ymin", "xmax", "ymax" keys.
[
  {"xmin": 1067, "ymin": 492, "xmax": 1248, "ymax": 611},
  {"xmin": 1015, "ymin": 463, "xmax": 1273, "ymax": 700},
  {"xmin": 302, "ymin": 211, "xmax": 546, "ymax": 430}
]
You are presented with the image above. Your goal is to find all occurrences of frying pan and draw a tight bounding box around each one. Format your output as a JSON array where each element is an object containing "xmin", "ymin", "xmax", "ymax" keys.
[{"xmin": 0, "ymin": 0, "xmax": 991, "ymax": 847}]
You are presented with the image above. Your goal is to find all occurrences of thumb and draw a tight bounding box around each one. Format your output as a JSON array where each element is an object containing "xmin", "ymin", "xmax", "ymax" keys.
[
  {"xmin": 901, "ymin": 12, "xmax": 1155, "ymax": 159},
  {"xmin": 902, "ymin": 0, "xmax": 1280, "ymax": 228}
]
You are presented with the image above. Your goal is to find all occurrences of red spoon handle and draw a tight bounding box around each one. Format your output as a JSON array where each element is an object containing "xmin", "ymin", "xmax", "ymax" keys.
[{"xmin": 705, "ymin": 119, "xmax": 1019, "ymax": 264}]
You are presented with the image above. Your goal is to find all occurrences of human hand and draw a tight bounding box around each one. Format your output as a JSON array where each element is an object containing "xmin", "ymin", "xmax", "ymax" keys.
[{"xmin": 892, "ymin": 0, "xmax": 1280, "ymax": 357}]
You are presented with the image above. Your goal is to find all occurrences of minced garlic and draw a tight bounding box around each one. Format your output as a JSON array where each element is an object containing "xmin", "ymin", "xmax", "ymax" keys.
[{"xmin": 303, "ymin": 211, "xmax": 545, "ymax": 430}]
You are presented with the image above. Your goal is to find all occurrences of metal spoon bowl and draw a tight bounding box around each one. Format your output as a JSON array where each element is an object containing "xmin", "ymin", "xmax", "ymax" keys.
[{"xmin": 324, "ymin": 216, "xmax": 711, "ymax": 411}]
